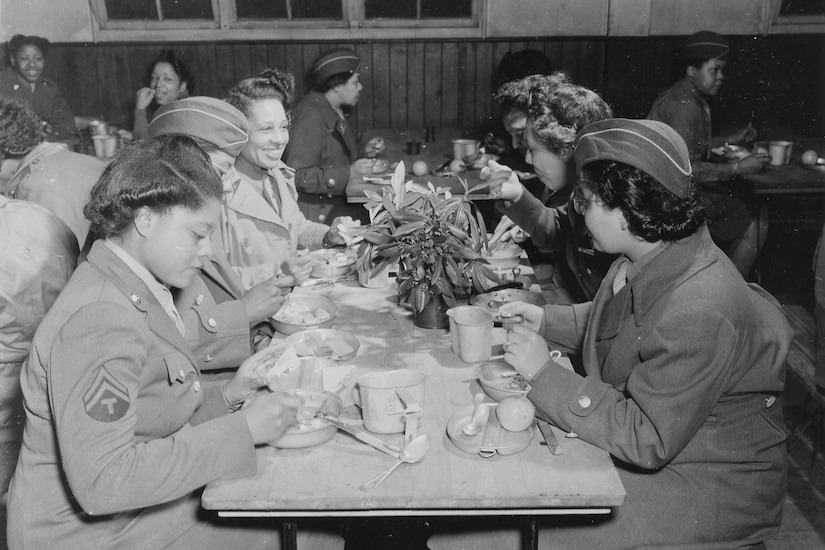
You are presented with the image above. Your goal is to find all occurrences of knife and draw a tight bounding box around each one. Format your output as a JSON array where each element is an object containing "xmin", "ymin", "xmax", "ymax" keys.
[
  {"xmin": 537, "ymin": 420, "xmax": 563, "ymax": 455},
  {"xmin": 320, "ymin": 415, "xmax": 402, "ymax": 458}
]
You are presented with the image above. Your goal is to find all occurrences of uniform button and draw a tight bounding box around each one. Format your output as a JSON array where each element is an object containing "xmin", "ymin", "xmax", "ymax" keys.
[
  {"xmin": 204, "ymin": 354, "xmax": 214, "ymax": 362},
  {"xmin": 327, "ymin": 178, "xmax": 335, "ymax": 188},
  {"xmin": 765, "ymin": 395, "xmax": 776, "ymax": 407},
  {"xmin": 318, "ymin": 214, "xmax": 326, "ymax": 222},
  {"xmin": 586, "ymin": 268, "xmax": 593, "ymax": 276},
  {"xmin": 130, "ymin": 293, "xmax": 140, "ymax": 303},
  {"xmin": 208, "ymin": 319, "xmax": 217, "ymax": 328},
  {"xmin": 242, "ymin": 238, "xmax": 250, "ymax": 248},
  {"xmin": 326, "ymin": 193, "xmax": 333, "ymax": 199},
  {"xmin": 578, "ymin": 396, "xmax": 591, "ymax": 408},
  {"xmin": 178, "ymin": 369, "xmax": 186, "ymax": 379},
  {"xmin": 195, "ymin": 294, "xmax": 204, "ymax": 305},
  {"xmin": 193, "ymin": 381, "xmax": 201, "ymax": 393}
]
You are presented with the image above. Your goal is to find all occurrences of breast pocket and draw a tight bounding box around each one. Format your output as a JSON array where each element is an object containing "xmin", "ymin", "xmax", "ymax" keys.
[{"xmin": 163, "ymin": 352, "xmax": 198, "ymax": 385}]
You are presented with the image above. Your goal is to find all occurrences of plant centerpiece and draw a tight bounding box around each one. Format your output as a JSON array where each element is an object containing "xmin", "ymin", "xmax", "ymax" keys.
[{"xmin": 351, "ymin": 161, "xmax": 500, "ymax": 328}]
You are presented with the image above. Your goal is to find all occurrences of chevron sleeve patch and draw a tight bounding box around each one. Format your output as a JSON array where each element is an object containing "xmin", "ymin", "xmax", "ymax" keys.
[{"xmin": 83, "ymin": 366, "xmax": 131, "ymax": 422}]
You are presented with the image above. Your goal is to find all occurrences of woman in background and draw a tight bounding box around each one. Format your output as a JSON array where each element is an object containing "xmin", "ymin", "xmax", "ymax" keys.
[
  {"xmin": 7, "ymin": 135, "xmax": 342, "ymax": 549},
  {"xmin": 130, "ymin": 50, "xmax": 193, "ymax": 140},
  {"xmin": 223, "ymin": 68, "xmax": 349, "ymax": 290},
  {"xmin": 0, "ymin": 34, "xmax": 77, "ymax": 140}
]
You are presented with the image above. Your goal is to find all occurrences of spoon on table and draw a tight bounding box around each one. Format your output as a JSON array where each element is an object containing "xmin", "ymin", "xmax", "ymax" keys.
[{"xmin": 359, "ymin": 434, "xmax": 431, "ymax": 492}]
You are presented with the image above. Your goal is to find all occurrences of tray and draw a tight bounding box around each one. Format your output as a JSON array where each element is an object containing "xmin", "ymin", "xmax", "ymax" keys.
[{"xmin": 446, "ymin": 403, "xmax": 535, "ymax": 458}]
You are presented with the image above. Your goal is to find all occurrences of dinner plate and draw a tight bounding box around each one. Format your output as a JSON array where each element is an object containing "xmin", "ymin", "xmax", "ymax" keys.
[
  {"xmin": 446, "ymin": 403, "xmax": 535, "ymax": 458},
  {"xmin": 802, "ymin": 158, "xmax": 825, "ymax": 172},
  {"xmin": 711, "ymin": 145, "xmax": 751, "ymax": 161}
]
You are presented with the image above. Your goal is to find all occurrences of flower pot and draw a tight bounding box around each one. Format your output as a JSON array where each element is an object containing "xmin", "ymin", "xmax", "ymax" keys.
[
  {"xmin": 358, "ymin": 262, "xmax": 390, "ymax": 288},
  {"xmin": 412, "ymin": 293, "xmax": 449, "ymax": 329}
]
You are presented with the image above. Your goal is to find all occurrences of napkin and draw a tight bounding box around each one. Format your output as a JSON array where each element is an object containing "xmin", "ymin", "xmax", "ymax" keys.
[{"xmin": 323, "ymin": 364, "xmax": 357, "ymax": 405}]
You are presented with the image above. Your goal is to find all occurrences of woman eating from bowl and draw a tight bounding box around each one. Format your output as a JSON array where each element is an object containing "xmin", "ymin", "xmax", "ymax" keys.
[
  {"xmin": 129, "ymin": 50, "xmax": 193, "ymax": 141},
  {"xmin": 0, "ymin": 34, "xmax": 77, "ymax": 140},
  {"xmin": 222, "ymin": 68, "xmax": 350, "ymax": 290},
  {"xmin": 490, "ymin": 119, "xmax": 791, "ymax": 548},
  {"xmin": 6, "ymin": 135, "xmax": 343, "ymax": 549}
]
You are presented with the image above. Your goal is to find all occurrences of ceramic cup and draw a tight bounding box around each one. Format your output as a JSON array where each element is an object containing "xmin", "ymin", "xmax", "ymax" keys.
[
  {"xmin": 452, "ymin": 139, "xmax": 479, "ymax": 162},
  {"xmin": 768, "ymin": 141, "xmax": 793, "ymax": 166},
  {"xmin": 353, "ymin": 369, "xmax": 426, "ymax": 433},
  {"xmin": 92, "ymin": 135, "xmax": 118, "ymax": 158},
  {"xmin": 89, "ymin": 120, "xmax": 109, "ymax": 136},
  {"xmin": 447, "ymin": 305, "xmax": 494, "ymax": 363}
]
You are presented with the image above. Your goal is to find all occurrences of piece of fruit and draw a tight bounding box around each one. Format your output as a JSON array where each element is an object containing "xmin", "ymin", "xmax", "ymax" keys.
[
  {"xmin": 496, "ymin": 395, "xmax": 535, "ymax": 432},
  {"xmin": 412, "ymin": 160, "xmax": 429, "ymax": 177},
  {"xmin": 801, "ymin": 149, "xmax": 819, "ymax": 165},
  {"xmin": 449, "ymin": 159, "xmax": 466, "ymax": 173}
]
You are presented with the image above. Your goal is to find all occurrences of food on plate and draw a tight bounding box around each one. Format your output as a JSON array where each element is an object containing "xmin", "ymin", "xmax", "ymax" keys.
[
  {"xmin": 449, "ymin": 159, "xmax": 466, "ymax": 173},
  {"xmin": 802, "ymin": 149, "xmax": 819, "ymax": 165},
  {"xmin": 496, "ymin": 395, "xmax": 535, "ymax": 432},
  {"xmin": 372, "ymin": 159, "xmax": 389, "ymax": 174},
  {"xmin": 294, "ymin": 337, "xmax": 355, "ymax": 358},
  {"xmin": 412, "ymin": 160, "xmax": 429, "ymax": 176},
  {"xmin": 311, "ymin": 250, "xmax": 354, "ymax": 267},
  {"xmin": 273, "ymin": 302, "xmax": 332, "ymax": 325}
]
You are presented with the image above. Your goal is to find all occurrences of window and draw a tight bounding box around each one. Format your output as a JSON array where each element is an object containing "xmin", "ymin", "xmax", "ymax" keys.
[
  {"xmin": 771, "ymin": 0, "xmax": 825, "ymax": 33},
  {"xmin": 91, "ymin": 0, "xmax": 480, "ymax": 40},
  {"xmin": 778, "ymin": 0, "xmax": 825, "ymax": 15}
]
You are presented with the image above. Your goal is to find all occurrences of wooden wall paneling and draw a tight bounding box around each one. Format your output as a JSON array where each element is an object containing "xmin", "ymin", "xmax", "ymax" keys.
[
  {"xmin": 407, "ymin": 42, "xmax": 426, "ymax": 130},
  {"xmin": 232, "ymin": 43, "xmax": 253, "ymax": 83},
  {"xmin": 353, "ymin": 42, "xmax": 374, "ymax": 133},
  {"xmin": 440, "ymin": 42, "xmax": 459, "ymax": 128},
  {"xmin": 474, "ymin": 40, "xmax": 494, "ymax": 129},
  {"xmin": 371, "ymin": 43, "xmax": 391, "ymax": 128},
  {"xmin": 490, "ymin": 41, "xmax": 510, "ymax": 88},
  {"xmin": 457, "ymin": 42, "xmax": 475, "ymax": 131},
  {"xmin": 389, "ymin": 42, "xmax": 408, "ymax": 128},
  {"xmin": 423, "ymin": 42, "xmax": 442, "ymax": 127},
  {"xmin": 247, "ymin": 43, "xmax": 270, "ymax": 76},
  {"xmin": 214, "ymin": 44, "xmax": 238, "ymax": 97},
  {"xmin": 193, "ymin": 43, "xmax": 219, "ymax": 98},
  {"xmin": 268, "ymin": 43, "xmax": 287, "ymax": 74},
  {"xmin": 283, "ymin": 43, "xmax": 305, "ymax": 96}
]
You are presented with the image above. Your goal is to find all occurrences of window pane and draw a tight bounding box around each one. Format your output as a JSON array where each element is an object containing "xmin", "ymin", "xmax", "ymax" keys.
[
  {"xmin": 365, "ymin": 0, "xmax": 416, "ymax": 19},
  {"xmin": 236, "ymin": 0, "xmax": 288, "ymax": 18},
  {"xmin": 779, "ymin": 0, "xmax": 825, "ymax": 15},
  {"xmin": 161, "ymin": 0, "xmax": 214, "ymax": 19},
  {"xmin": 293, "ymin": 0, "xmax": 343, "ymax": 19},
  {"xmin": 105, "ymin": 0, "xmax": 158, "ymax": 20},
  {"xmin": 421, "ymin": 0, "xmax": 471, "ymax": 18}
]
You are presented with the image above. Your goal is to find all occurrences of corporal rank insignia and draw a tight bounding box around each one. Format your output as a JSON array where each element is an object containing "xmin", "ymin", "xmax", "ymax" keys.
[{"xmin": 83, "ymin": 366, "xmax": 130, "ymax": 422}]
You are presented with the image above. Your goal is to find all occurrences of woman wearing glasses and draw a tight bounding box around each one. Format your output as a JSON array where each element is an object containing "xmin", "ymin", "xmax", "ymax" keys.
[{"xmin": 495, "ymin": 119, "xmax": 791, "ymax": 548}]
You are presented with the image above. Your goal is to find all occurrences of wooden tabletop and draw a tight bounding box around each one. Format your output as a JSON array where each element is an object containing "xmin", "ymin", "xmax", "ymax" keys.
[
  {"xmin": 741, "ymin": 139, "xmax": 825, "ymax": 195},
  {"xmin": 202, "ymin": 280, "xmax": 625, "ymax": 518},
  {"xmin": 346, "ymin": 129, "xmax": 498, "ymax": 204}
]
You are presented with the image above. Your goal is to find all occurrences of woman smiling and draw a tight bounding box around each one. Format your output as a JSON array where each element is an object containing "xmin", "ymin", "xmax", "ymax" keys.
[{"xmin": 130, "ymin": 50, "xmax": 193, "ymax": 141}]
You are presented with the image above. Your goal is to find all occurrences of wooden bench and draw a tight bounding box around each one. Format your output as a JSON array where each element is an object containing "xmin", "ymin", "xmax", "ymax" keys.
[{"xmin": 782, "ymin": 304, "xmax": 825, "ymax": 467}]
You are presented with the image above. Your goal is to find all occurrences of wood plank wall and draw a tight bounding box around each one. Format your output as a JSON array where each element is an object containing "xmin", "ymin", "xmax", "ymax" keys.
[{"xmin": 6, "ymin": 35, "xmax": 824, "ymax": 140}]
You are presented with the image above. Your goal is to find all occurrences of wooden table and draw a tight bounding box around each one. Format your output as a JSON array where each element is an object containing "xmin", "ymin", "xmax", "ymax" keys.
[
  {"xmin": 346, "ymin": 129, "xmax": 497, "ymax": 204},
  {"xmin": 202, "ymin": 280, "xmax": 626, "ymax": 550}
]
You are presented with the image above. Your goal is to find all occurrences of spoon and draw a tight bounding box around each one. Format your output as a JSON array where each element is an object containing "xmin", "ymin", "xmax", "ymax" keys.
[
  {"xmin": 359, "ymin": 434, "xmax": 431, "ymax": 492},
  {"xmin": 462, "ymin": 393, "xmax": 488, "ymax": 436}
]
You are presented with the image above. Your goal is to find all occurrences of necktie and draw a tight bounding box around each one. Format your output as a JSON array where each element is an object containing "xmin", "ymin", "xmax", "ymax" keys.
[{"xmin": 612, "ymin": 260, "xmax": 629, "ymax": 296}]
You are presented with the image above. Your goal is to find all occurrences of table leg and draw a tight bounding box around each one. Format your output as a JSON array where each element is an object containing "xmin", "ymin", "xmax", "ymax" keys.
[
  {"xmin": 523, "ymin": 519, "xmax": 538, "ymax": 550},
  {"xmin": 284, "ymin": 519, "xmax": 298, "ymax": 550}
]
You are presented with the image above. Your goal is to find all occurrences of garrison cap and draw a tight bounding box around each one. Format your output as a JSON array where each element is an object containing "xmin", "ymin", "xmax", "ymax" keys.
[
  {"xmin": 311, "ymin": 48, "xmax": 361, "ymax": 86},
  {"xmin": 148, "ymin": 96, "xmax": 249, "ymax": 158},
  {"xmin": 682, "ymin": 30, "xmax": 729, "ymax": 61}
]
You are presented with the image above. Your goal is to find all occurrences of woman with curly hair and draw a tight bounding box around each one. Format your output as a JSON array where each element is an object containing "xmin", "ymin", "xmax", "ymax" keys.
[
  {"xmin": 484, "ymin": 119, "xmax": 791, "ymax": 549},
  {"xmin": 490, "ymin": 73, "xmax": 615, "ymax": 304},
  {"xmin": 129, "ymin": 50, "xmax": 193, "ymax": 141},
  {"xmin": 0, "ymin": 97, "xmax": 104, "ymax": 246},
  {"xmin": 222, "ymin": 68, "xmax": 349, "ymax": 290},
  {"xmin": 0, "ymin": 34, "xmax": 77, "ymax": 140}
]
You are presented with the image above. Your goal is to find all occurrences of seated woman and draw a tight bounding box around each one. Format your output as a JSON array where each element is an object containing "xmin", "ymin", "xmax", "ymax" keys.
[
  {"xmin": 6, "ymin": 135, "xmax": 341, "ymax": 549},
  {"xmin": 0, "ymin": 97, "xmax": 105, "ymax": 247},
  {"xmin": 494, "ymin": 119, "xmax": 791, "ymax": 548},
  {"xmin": 489, "ymin": 73, "xmax": 615, "ymax": 305},
  {"xmin": 223, "ymin": 68, "xmax": 348, "ymax": 291},
  {"xmin": 129, "ymin": 50, "xmax": 192, "ymax": 141},
  {"xmin": 0, "ymin": 34, "xmax": 77, "ymax": 140}
]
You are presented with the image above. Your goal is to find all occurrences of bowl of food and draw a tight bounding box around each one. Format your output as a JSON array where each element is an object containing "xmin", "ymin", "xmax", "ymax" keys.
[
  {"xmin": 483, "ymin": 243, "xmax": 522, "ymax": 270},
  {"xmin": 270, "ymin": 389, "xmax": 343, "ymax": 448},
  {"xmin": 477, "ymin": 360, "xmax": 531, "ymax": 402},
  {"xmin": 470, "ymin": 288, "xmax": 544, "ymax": 319},
  {"xmin": 285, "ymin": 329, "xmax": 360, "ymax": 362},
  {"xmin": 372, "ymin": 159, "xmax": 390, "ymax": 174},
  {"xmin": 711, "ymin": 144, "xmax": 750, "ymax": 161},
  {"xmin": 308, "ymin": 249, "xmax": 357, "ymax": 279},
  {"xmin": 272, "ymin": 295, "xmax": 338, "ymax": 335}
]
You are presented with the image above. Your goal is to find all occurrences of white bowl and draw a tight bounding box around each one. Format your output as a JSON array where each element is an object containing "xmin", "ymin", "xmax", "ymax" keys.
[
  {"xmin": 477, "ymin": 360, "xmax": 530, "ymax": 401},
  {"xmin": 270, "ymin": 389, "xmax": 343, "ymax": 448},
  {"xmin": 272, "ymin": 295, "xmax": 338, "ymax": 335},
  {"xmin": 308, "ymin": 249, "xmax": 356, "ymax": 279}
]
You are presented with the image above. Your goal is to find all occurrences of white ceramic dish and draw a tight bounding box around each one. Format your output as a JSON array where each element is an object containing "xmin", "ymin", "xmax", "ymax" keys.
[
  {"xmin": 272, "ymin": 295, "xmax": 338, "ymax": 335},
  {"xmin": 285, "ymin": 329, "xmax": 360, "ymax": 362},
  {"xmin": 270, "ymin": 389, "xmax": 343, "ymax": 448},
  {"xmin": 477, "ymin": 360, "xmax": 531, "ymax": 401},
  {"xmin": 308, "ymin": 250, "xmax": 356, "ymax": 279}
]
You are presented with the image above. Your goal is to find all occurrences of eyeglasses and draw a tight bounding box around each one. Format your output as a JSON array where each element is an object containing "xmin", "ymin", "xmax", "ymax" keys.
[{"xmin": 571, "ymin": 187, "xmax": 596, "ymax": 215}]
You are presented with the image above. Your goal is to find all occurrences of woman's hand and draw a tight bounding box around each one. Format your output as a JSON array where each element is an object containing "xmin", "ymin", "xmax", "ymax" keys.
[
  {"xmin": 734, "ymin": 154, "xmax": 770, "ymax": 175},
  {"xmin": 487, "ymin": 160, "xmax": 523, "ymax": 202},
  {"xmin": 350, "ymin": 158, "xmax": 377, "ymax": 178},
  {"xmin": 325, "ymin": 216, "xmax": 354, "ymax": 246},
  {"xmin": 281, "ymin": 252, "xmax": 313, "ymax": 284},
  {"xmin": 728, "ymin": 123, "xmax": 756, "ymax": 145},
  {"xmin": 241, "ymin": 391, "xmax": 303, "ymax": 445},
  {"xmin": 498, "ymin": 302, "xmax": 544, "ymax": 332},
  {"xmin": 241, "ymin": 277, "xmax": 287, "ymax": 324},
  {"xmin": 223, "ymin": 344, "xmax": 284, "ymax": 406},
  {"xmin": 504, "ymin": 324, "xmax": 551, "ymax": 382},
  {"xmin": 135, "ymin": 87, "xmax": 155, "ymax": 110}
]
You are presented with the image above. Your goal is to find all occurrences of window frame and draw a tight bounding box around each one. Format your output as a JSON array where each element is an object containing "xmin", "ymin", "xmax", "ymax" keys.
[
  {"xmin": 769, "ymin": 0, "xmax": 825, "ymax": 33},
  {"xmin": 89, "ymin": 0, "xmax": 483, "ymax": 41}
]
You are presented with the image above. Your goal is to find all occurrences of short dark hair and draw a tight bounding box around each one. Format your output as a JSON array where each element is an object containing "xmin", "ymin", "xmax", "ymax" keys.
[
  {"xmin": 0, "ymin": 97, "xmax": 45, "ymax": 159},
  {"xmin": 314, "ymin": 71, "xmax": 354, "ymax": 94},
  {"xmin": 225, "ymin": 68, "xmax": 295, "ymax": 121},
  {"xmin": 579, "ymin": 159, "xmax": 705, "ymax": 242},
  {"xmin": 148, "ymin": 50, "xmax": 195, "ymax": 95},
  {"xmin": 8, "ymin": 34, "xmax": 49, "ymax": 58},
  {"xmin": 84, "ymin": 135, "xmax": 221, "ymax": 240},
  {"xmin": 494, "ymin": 49, "xmax": 554, "ymax": 90}
]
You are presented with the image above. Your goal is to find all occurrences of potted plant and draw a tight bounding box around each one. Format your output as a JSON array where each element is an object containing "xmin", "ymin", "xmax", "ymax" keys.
[{"xmin": 351, "ymin": 161, "xmax": 500, "ymax": 328}]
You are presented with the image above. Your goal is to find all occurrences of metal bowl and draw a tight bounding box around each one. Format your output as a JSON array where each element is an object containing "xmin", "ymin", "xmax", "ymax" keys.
[
  {"xmin": 308, "ymin": 249, "xmax": 357, "ymax": 279},
  {"xmin": 482, "ymin": 243, "xmax": 522, "ymax": 270},
  {"xmin": 285, "ymin": 329, "xmax": 360, "ymax": 362},
  {"xmin": 272, "ymin": 295, "xmax": 338, "ymax": 335},
  {"xmin": 477, "ymin": 360, "xmax": 531, "ymax": 402},
  {"xmin": 270, "ymin": 389, "xmax": 343, "ymax": 448},
  {"xmin": 470, "ymin": 288, "xmax": 543, "ymax": 319}
]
